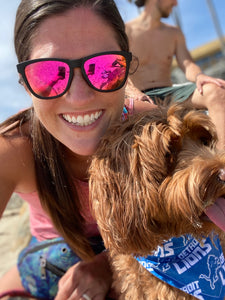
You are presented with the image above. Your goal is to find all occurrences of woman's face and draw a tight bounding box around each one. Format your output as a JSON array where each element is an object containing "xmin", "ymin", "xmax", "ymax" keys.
[{"xmin": 28, "ymin": 7, "xmax": 126, "ymax": 156}]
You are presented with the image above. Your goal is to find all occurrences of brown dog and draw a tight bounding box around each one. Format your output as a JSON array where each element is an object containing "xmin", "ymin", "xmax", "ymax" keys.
[{"xmin": 90, "ymin": 103, "xmax": 225, "ymax": 300}]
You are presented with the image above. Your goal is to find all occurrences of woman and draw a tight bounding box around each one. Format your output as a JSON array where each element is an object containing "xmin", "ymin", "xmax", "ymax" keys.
[{"xmin": 0, "ymin": 0, "xmax": 154, "ymax": 299}]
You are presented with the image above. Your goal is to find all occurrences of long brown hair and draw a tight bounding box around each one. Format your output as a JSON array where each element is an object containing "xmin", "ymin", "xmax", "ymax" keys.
[{"xmin": 1, "ymin": 0, "xmax": 129, "ymax": 260}]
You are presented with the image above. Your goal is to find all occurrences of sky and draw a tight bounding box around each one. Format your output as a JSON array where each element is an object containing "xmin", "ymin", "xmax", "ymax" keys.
[{"xmin": 0, "ymin": 0, "xmax": 225, "ymax": 121}]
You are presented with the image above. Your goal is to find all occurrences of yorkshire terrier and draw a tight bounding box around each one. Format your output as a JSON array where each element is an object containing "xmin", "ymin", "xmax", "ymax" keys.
[{"xmin": 90, "ymin": 103, "xmax": 225, "ymax": 299}]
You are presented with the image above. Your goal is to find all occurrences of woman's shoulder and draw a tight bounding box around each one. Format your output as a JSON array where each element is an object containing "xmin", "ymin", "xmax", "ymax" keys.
[
  {"xmin": 0, "ymin": 122, "xmax": 32, "ymax": 157},
  {"xmin": 0, "ymin": 122, "xmax": 35, "ymax": 193}
]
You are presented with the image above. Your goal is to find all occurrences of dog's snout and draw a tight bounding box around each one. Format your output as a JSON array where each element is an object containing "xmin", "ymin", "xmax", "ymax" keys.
[{"xmin": 218, "ymin": 168, "xmax": 225, "ymax": 182}]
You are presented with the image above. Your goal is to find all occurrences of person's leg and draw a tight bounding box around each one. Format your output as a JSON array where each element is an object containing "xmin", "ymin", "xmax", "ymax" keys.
[
  {"xmin": 0, "ymin": 265, "xmax": 25, "ymax": 300},
  {"xmin": 189, "ymin": 83, "xmax": 225, "ymax": 150}
]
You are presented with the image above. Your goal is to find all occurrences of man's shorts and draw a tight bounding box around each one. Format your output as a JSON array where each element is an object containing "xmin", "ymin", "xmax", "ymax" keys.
[{"xmin": 143, "ymin": 82, "xmax": 196, "ymax": 104}]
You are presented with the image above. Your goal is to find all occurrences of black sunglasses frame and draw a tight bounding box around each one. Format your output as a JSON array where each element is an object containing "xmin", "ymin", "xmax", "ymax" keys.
[{"xmin": 17, "ymin": 51, "xmax": 132, "ymax": 100}]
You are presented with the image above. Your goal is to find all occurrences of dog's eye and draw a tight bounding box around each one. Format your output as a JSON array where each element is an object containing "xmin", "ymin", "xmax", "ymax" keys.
[
  {"xmin": 200, "ymin": 137, "xmax": 210, "ymax": 146},
  {"xmin": 165, "ymin": 151, "xmax": 177, "ymax": 174},
  {"xmin": 199, "ymin": 134, "xmax": 215, "ymax": 148}
]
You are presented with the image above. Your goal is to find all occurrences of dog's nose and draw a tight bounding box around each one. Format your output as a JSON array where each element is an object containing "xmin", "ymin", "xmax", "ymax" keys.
[{"xmin": 219, "ymin": 168, "xmax": 225, "ymax": 182}]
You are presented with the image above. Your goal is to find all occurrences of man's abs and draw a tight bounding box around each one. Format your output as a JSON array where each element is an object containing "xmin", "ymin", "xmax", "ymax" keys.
[{"xmin": 130, "ymin": 63, "xmax": 173, "ymax": 91}]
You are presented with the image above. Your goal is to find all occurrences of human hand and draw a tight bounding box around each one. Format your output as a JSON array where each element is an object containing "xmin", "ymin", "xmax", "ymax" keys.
[
  {"xmin": 196, "ymin": 73, "xmax": 225, "ymax": 95},
  {"xmin": 125, "ymin": 78, "xmax": 154, "ymax": 103},
  {"xmin": 55, "ymin": 251, "xmax": 113, "ymax": 300}
]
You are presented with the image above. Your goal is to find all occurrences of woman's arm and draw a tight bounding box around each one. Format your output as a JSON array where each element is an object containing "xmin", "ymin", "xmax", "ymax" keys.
[{"xmin": 0, "ymin": 133, "xmax": 35, "ymax": 217}]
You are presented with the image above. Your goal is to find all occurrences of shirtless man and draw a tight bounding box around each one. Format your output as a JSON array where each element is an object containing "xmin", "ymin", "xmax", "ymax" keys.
[{"xmin": 126, "ymin": 0, "xmax": 225, "ymax": 149}]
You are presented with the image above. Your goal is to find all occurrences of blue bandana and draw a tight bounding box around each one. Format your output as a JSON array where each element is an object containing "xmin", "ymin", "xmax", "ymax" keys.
[{"xmin": 135, "ymin": 234, "xmax": 225, "ymax": 299}]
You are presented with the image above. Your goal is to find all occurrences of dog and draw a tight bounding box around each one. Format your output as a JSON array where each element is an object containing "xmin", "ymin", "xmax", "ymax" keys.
[{"xmin": 89, "ymin": 103, "xmax": 225, "ymax": 299}]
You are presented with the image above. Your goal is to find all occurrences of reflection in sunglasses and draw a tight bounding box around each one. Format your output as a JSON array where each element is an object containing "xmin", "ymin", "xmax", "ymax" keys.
[
  {"xmin": 87, "ymin": 56, "xmax": 127, "ymax": 91},
  {"xmin": 58, "ymin": 66, "xmax": 66, "ymax": 79},
  {"xmin": 87, "ymin": 64, "xmax": 96, "ymax": 75},
  {"xmin": 112, "ymin": 58, "xmax": 126, "ymax": 68},
  {"xmin": 99, "ymin": 59, "xmax": 126, "ymax": 90},
  {"xmin": 39, "ymin": 66, "xmax": 66, "ymax": 97}
]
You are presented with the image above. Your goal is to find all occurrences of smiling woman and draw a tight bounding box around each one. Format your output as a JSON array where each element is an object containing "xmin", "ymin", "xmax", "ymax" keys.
[
  {"xmin": 0, "ymin": 0, "xmax": 155, "ymax": 299},
  {"xmin": 1, "ymin": 0, "xmax": 225, "ymax": 299}
]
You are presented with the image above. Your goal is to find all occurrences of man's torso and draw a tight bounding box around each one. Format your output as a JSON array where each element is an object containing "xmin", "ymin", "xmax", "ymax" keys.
[{"xmin": 126, "ymin": 21, "xmax": 180, "ymax": 90}]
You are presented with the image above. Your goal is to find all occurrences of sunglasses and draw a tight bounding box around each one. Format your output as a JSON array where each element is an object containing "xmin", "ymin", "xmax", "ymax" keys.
[{"xmin": 17, "ymin": 51, "xmax": 132, "ymax": 100}]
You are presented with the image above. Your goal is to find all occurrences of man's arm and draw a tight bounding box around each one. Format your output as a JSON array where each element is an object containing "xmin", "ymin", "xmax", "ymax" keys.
[
  {"xmin": 175, "ymin": 28, "xmax": 225, "ymax": 94},
  {"xmin": 175, "ymin": 29, "xmax": 202, "ymax": 82}
]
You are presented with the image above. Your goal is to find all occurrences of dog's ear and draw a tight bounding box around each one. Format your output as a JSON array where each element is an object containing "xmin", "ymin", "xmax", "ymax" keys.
[
  {"xmin": 159, "ymin": 105, "xmax": 219, "ymax": 234},
  {"xmin": 166, "ymin": 104, "xmax": 218, "ymax": 170},
  {"xmin": 182, "ymin": 109, "xmax": 218, "ymax": 148},
  {"xmin": 167, "ymin": 103, "xmax": 218, "ymax": 148},
  {"xmin": 153, "ymin": 104, "xmax": 185, "ymax": 175},
  {"xmin": 159, "ymin": 153, "xmax": 224, "ymax": 236},
  {"xmin": 90, "ymin": 109, "xmax": 184, "ymax": 254}
]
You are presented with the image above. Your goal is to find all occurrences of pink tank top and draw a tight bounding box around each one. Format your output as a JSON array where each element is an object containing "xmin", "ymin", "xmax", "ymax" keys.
[
  {"xmin": 17, "ymin": 179, "xmax": 98, "ymax": 241},
  {"xmin": 16, "ymin": 100, "xmax": 134, "ymax": 242}
]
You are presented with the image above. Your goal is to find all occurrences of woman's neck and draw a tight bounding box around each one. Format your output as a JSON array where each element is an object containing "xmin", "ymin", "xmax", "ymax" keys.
[{"xmin": 63, "ymin": 146, "xmax": 91, "ymax": 182}]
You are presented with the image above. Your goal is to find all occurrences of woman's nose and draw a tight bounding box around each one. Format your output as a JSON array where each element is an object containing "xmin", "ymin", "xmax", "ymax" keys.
[{"xmin": 65, "ymin": 68, "xmax": 95, "ymax": 103}]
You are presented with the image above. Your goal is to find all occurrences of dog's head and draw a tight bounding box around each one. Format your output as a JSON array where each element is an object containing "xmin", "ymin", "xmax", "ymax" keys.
[{"xmin": 89, "ymin": 103, "xmax": 225, "ymax": 255}]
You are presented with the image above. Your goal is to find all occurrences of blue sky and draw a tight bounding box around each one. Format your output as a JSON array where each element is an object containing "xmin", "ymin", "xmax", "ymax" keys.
[{"xmin": 0, "ymin": 0, "xmax": 225, "ymax": 121}]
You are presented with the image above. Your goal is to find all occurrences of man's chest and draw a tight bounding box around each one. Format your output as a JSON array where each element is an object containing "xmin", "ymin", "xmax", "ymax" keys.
[{"xmin": 130, "ymin": 29, "xmax": 176, "ymax": 66}]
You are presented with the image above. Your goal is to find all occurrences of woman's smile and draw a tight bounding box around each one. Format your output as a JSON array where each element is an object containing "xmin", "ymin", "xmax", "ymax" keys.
[{"xmin": 62, "ymin": 110, "xmax": 103, "ymax": 127}]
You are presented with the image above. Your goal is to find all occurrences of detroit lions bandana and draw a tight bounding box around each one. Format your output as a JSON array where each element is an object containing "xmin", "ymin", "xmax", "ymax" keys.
[{"xmin": 135, "ymin": 234, "xmax": 225, "ymax": 299}]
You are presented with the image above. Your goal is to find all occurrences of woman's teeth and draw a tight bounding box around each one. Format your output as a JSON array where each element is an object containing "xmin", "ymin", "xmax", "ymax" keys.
[{"xmin": 63, "ymin": 111, "xmax": 102, "ymax": 126}]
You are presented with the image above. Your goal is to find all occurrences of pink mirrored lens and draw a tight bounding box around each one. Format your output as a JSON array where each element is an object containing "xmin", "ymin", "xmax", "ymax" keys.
[
  {"xmin": 84, "ymin": 54, "xmax": 127, "ymax": 90},
  {"xmin": 25, "ymin": 61, "xmax": 70, "ymax": 98}
]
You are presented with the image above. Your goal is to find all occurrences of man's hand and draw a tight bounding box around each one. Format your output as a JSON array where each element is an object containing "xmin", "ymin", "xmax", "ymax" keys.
[{"xmin": 196, "ymin": 73, "xmax": 225, "ymax": 95}]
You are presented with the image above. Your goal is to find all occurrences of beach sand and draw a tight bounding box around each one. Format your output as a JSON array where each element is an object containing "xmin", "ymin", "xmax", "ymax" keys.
[
  {"xmin": 0, "ymin": 194, "xmax": 30, "ymax": 277},
  {"xmin": 0, "ymin": 194, "xmax": 31, "ymax": 299}
]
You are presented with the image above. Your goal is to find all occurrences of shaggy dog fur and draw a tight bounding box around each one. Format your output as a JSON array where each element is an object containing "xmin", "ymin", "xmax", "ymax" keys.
[{"xmin": 89, "ymin": 103, "xmax": 225, "ymax": 300}]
